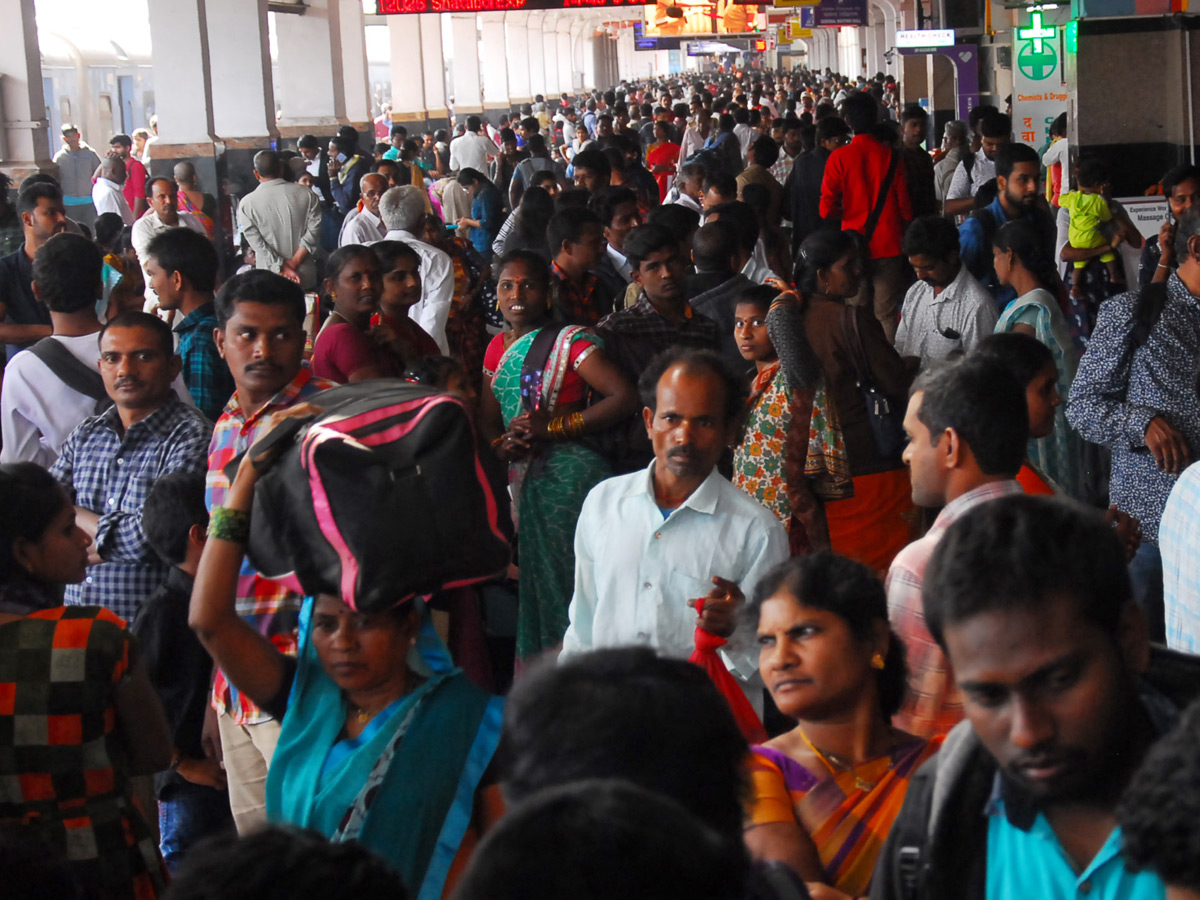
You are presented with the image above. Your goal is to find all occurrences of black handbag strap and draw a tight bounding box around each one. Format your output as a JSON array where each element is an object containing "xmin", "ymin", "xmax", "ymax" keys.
[
  {"xmin": 862, "ymin": 148, "xmax": 901, "ymax": 245},
  {"xmin": 840, "ymin": 305, "xmax": 877, "ymax": 390}
]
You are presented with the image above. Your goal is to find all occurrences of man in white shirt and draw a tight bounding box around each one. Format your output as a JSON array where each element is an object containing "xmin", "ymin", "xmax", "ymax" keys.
[
  {"xmin": 943, "ymin": 111, "xmax": 1011, "ymax": 217},
  {"xmin": 378, "ymin": 185, "xmax": 454, "ymax": 354},
  {"xmin": 131, "ymin": 177, "xmax": 207, "ymax": 307},
  {"xmin": 91, "ymin": 156, "xmax": 134, "ymax": 225},
  {"xmin": 237, "ymin": 150, "xmax": 322, "ymax": 290},
  {"xmin": 1, "ymin": 233, "xmax": 192, "ymax": 466},
  {"xmin": 560, "ymin": 108, "xmax": 579, "ymax": 161},
  {"xmin": 562, "ymin": 348, "xmax": 788, "ymax": 711},
  {"xmin": 895, "ymin": 216, "xmax": 998, "ymax": 365},
  {"xmin": 448, "ymin": 116, "xmax": 497, "ymax": 174},
  {"xmin": 338, "ymin": 173, "xmax": 389, "ymax": 247}
]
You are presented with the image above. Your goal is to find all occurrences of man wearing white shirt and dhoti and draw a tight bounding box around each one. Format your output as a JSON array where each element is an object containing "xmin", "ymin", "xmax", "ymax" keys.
[
  {"xmin": 562, "ymin": 347, "xmax": 788, "ymax": 713},
  {"xmin": 338, "ymin": 173, "xmax": 389, "ymax": 247}
]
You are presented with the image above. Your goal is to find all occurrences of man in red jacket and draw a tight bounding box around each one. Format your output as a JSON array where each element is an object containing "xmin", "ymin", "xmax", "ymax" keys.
[{"xmin": 819, "ymin": 92, "xmax": 912, "ymax": 342}]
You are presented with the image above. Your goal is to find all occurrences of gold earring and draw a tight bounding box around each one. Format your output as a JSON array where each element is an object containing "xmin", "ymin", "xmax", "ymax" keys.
[{"xmin": 871, "ymin": 653, "xmax": 885, "ymax": 670}]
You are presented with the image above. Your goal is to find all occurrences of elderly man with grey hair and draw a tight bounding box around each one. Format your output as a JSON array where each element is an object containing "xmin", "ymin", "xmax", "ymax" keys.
[
  {"xmin": 338, "ymin": 173, "xmax": 389, "ymax": 247},
  {"xmin": 934, "ymin": 120, "xmax": 970, "ymax": 214},
  {"xmin": 378, "ymin": 184, "xmax": 454, "ymax": 354}
]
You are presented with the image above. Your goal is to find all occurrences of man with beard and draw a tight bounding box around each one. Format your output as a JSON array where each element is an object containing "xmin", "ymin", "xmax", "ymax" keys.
[
  {"xmin": 561, "ymin": 346, "xmax": 787, "ymax": 714},
  {"xmin": 958, "ymin": 143, "xmax": 1054, "ymax": 308},
  {"xmin": 895, "ymin": 216, "xmax": 997, "ymax": 367},
  {"xmin": 205, "ymin": 270, "xmax": 337, "ymax": 833},
  {"xmin": 871, "ymin": 493, "xmax": 1197, "ymax": 900},
  {"xmin": 0, "ymin": 182, "xmax": 66, "ymax": 360}
]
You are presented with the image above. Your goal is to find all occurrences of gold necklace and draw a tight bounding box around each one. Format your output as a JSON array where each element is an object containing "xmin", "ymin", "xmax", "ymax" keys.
[{"xmin": 796, "ymin": 726, "xmax": 879, "ymax": 792}]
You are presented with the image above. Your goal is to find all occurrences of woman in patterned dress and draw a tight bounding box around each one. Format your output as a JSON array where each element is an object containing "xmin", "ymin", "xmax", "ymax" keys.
[
  {"xmin": 731, "ymin": 284, "xmax": 852, "ymax": 556},
  {"xmin": 0, "ymin": 463, "xmax": 171, "ymax": 899},
  {"xmin": 480, "ymin": 251, "xmax": 637, "ymax": 664}
]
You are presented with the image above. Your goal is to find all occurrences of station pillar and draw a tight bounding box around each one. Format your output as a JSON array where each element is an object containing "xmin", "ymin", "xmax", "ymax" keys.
[
  {"xmin": 388, "ymin": 15, "xmax": 427, "ymax": 132},
  {"xmin": 274, "ymin": 0, "xmax": 348, "ymax": 137},
  {"xmin": 506, "ymin": 13, "xmax": 533, "ymax": 111},
  {"xmin": 449, "ymin": 14, "xmax": 484, "ymax": 118},
  {"xmin": 480, "ymin": 13, "xmax": 511, "ymax": 120},
  {"xmin": 421, "ymin": 14, "xmax": 450, "ymax": 133},
  {"xmin": 0, "ymin": 0, "xmax": 53, "ymax": 181}
]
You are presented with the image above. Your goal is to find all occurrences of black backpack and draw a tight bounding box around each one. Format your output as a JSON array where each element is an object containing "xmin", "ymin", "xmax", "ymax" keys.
[{"xmin": 242, "ymin": 381, "xmax": 511, "ymax": 613}]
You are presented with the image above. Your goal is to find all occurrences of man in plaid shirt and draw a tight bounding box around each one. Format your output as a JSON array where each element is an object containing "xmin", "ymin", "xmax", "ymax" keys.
[
  {"xmin": 886, "ymin": 357, "xmax": 1028, "ymax": 739},
  {"xmin": 207, "ymin": 269, "xmax": 334, "ymax": 832},
  {"xmin": 51, "ymin": 311, "xmax": 212, "ymax": 622}
]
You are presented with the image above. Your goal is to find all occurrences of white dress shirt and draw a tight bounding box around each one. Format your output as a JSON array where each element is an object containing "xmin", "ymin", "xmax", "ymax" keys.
[
  {"xmin": 607, "ymin": 243, "xmax": 633, "ymax": 283},
  {"xmin": 0, "ymin": 332, "xmax": 195, "ymax": 467},
  {"xmin": 448, "ymin": 131, "xmax": 496, "ymax": 174},
  {"xmin": 562, "ymin": 463, "xmax": 789, "ymax": 710},
  {"xmin": 893, "ymin": 263, "xmax": 998, "ymax": 363},
  {"xmin": 339, "ymin": 207, "xmax": 387, "ymax": 247},
  {"xmin": 945, "ymin": 148, "xmax": 996, "ymax": 201},
  {"xmin": 92, "ymin": 178, "xmax": 134, "ymax": 224},
  {"xmin": 380, "ymin": 228, "xmax": 454, "ymax": 355}
]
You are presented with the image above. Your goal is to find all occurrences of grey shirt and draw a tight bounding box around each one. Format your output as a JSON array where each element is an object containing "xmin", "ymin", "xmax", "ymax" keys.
[{"xmin": 237, "ymin": 178, "xmax": 322, "ymax": 290}]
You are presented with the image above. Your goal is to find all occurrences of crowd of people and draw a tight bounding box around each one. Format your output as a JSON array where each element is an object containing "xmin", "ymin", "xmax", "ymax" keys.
[{"xmin": 1, "ymin": 64, "xmax": 1199, "ymax": 900}]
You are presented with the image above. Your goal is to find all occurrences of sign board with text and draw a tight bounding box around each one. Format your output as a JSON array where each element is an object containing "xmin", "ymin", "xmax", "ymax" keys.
[
  {"xmin": 895, "ymin": 29, "xmax": 955, "ymax": 48},
  {"xmin": 814, "ymin": 0, "xmax": 866, "ymax": 26},
  {"xmin": 1012, "ymin": 9, "xmax": 1068, "ymax": 149}
]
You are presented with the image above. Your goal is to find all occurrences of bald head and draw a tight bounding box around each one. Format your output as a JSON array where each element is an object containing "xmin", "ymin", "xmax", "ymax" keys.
[
  {"xmin": 100, "ymin": 155, "xmax": 126, "ymax": 184},
  {"xmin": 360, "ymin": 173, "xmax": 388, "ymax": 216},
  {"xmin": 173, "ymin": 161, "xmax": 197, "ymax": 186}
]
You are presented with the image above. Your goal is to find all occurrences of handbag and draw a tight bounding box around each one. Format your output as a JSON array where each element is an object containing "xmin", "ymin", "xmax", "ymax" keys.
[{"xmin": 841, "ymin": 306, "xmax": 906, "ymax": 461}]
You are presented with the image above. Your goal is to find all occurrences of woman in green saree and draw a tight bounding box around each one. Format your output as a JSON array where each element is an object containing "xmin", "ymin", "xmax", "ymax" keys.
[{"xmin": 480, "ymin": 250, "xmax": 637, "ymax": 665}]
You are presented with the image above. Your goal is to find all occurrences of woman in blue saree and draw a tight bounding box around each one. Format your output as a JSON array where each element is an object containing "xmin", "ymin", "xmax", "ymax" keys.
[{"xmin": 189, "ymin": 410, "xmax": 503, "ymax": 900}]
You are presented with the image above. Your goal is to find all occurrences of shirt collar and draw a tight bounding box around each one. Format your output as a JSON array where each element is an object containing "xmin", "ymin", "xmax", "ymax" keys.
[
  {"xmin": 925, "ymin": 263, "xmax": 971, "ymax": 305},
  {"xmin": 98, "ymin": 392, "xmax": 186, "ymax": 441},
  {"xmin": 174, "ymin": 302, "xmax": 217, "ymax": 334},
  {"xmin": 624, "ymin": 460, "xmax": 724, "ymax": 515},
  {"xmin": 225, "ymin": 364, "xmax": 314, "ymax": 426},
  {"xmin": 165, "ymin": 566, "xmax": 196, "ymax": 596},
  {"xmin": 931, "ymin": 479, "xmax": 1024, "ymax": 531}
]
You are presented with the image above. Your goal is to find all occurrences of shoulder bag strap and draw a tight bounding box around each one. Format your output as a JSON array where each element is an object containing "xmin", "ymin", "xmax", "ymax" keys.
[
  {"xmin": 862, "ymin": 148, "xmax": 901, "ymax": 245},
  {"xmin": 840, "ymin": 304, "xmax": 876, "ymax": 389},
  {"xmin": 27, "ymin": 338, "xmax": 109, "ymax": 405},
  {"xmin": 519, "ymin": 324, "xmax": 567, "ymax": 413}
]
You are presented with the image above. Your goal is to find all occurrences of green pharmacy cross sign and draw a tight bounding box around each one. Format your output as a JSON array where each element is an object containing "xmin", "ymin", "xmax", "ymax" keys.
[{"xmin": 1016, "ymin": 11, "xmax": 1058, "ymax": 81}]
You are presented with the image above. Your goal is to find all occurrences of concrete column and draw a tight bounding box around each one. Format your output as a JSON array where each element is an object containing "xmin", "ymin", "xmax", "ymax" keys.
[
  {"xmin": 542, "ymin": 13, "xmax": 561, "ymax": 96},
  {"xmin": 339, "ymin": 0, "xmax": 372, "ymax": 132},
  {"xmin": 148, "ymin": 0, "xmax": 216, "ymax": 149},
  {"xmin": 0, "ymin": 0, "xmax": 52, "ymax": 179},
  {"xmin": 581, "ymin": 23, "xmax": 597, "ymax": 92},
  {"xmin": 275, "ymin": 0, "xmax": 345, "ymax": 136},
  {"xmin": 506, "ymin": 13, "xmax": 533, "ymax": 108},
  {"xmin": 480, "ymin": 13, "xmax": 510, "ymax": 117},
  {"xmin": 206, "ymin": 0, "xmax": 276, "ymax": 144},
  {"xmin": 449, "ymin": 14, "xmax": 483, "ymax": 116},
  {"xmin": 389, "ymin": 15, "xmax": 427, "ymax": 129},
  {"xmin": 557, "ymin": 21, "xmax": 574, "ymax": 94},
  {"xmin": 420, "ymin": 14, "xmax": 449, "ymax": 131}
]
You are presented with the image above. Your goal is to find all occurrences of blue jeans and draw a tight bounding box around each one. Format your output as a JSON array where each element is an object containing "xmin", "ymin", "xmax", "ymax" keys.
[
  {"xmin": 158, "ymin": 781, "xmax": 234, "ymax": 873},
  {"xmin": 1129, "ymin": 541, "xmax": 1165, "ymax": 644}
]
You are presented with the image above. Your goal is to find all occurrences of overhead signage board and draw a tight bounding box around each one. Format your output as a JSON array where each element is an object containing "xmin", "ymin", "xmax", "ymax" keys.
[
  {"xmin": 642, "ymin": 0, "xmax": 763, "ymax": 36},
  {"xmin": 814, "ymin": 0, "xmax": 866, "ymax": 26},
  {"xmin": 377, "ymin": 0, "xmax": 651, "ymax": 11},
  {"xmin": 895, "ymin": 29, "xmax": 955, "ymax": 48},
  {"xmin": 1012, "ymin": 8, "xmax": 1067, "ymax": 147}
]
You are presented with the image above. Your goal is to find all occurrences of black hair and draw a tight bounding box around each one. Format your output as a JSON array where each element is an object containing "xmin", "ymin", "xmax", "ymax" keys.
[
  {"xmin": 1118, "ymin": 696, "xmax": 1200, "ymax": 892},
  {"xmin": 572, "ymin": 147, "xmax": 611, "ymax": 182},
  {"xmin": 815, "ymin": 116, "xmax": 851, "ymax": 143},
  {"xmin": 745, "ymin": 552, "xmax": 908, "ymax": 718},
  {"xmin": 252, "ymin": 150, "xmax": 283, "ymax": 179},
  {"xmin": 974, "ymin": 332, "xmax": 1055, "ymax": 387},
  {"xmin": 495, "ymin": 249, "xmax": 551, "ymax": 292},
  {"xmin": 143, "ymin": 471, "xmax": 208, "ymax": 567},
  {"xmin": 734, "ymin": 283, "xmax": 779, "ymax": 316},
  {"xmin": 841, "ymin": 92, "xmax": 879, "ymax": 135},
  {"xmin": 0, "ymin": 463, "xmax": 72, "ymax": 588},
  {"xmin": 371, "ymin": 239, "xmax": 421, "ymax": 274},
  {"xmin": 145, "ymin": 227, "xmax": 219, "ymax": 293},
  {"xmin": 980, "ymin": 111, "xmax": 1012, "ymax": 139},
  {"xmin": 646, "ymin": 203, "xmax": 700, "ymax": 246},
  {"xmin": 749, "ymin": 134, "xmax": 778, "ymax": 168},
  {"xmin": 505, "ymin": 186, "xmax": 555, "ymax": 259},
  {"xmin": 402, "ymin": 355, "xmax": 464, "ymax": 390},
  {"xmin": 740, "ymin": 184, "xmax": 770, "ymax": 228},
  {"xmin": 992, "ymin": 218, "xmax": 1062, "ymax": 294},
  {"xmin": 164, "ymin": 825, "xmax": 408, "ymax": 900},
  {"xmin": 500, "ymin": 648, "xmax": 749, "ymax": 842},
  {"xmin": 691, "ymin": 220, "xmax": 739, "ymax": 271},
  {"xmin": 968, "ymin": 103, "xmax": 998, "ymax": 130},
  {"xmin": 924, "ymin": 495, "xmax": 1131, "ymax": 649},
  {"xmin": 637, "ymin": 346, "xmax": 746, "ymax": 428},
  {"xmin": 702, "ymin": 172, "xmax": 738, "ymax": 199},
  {"xmin": 548, "ymin": 206, "xmax": 602, "ymax": 256},
  {"xmin": 332, "ymin": 134, "xmax": 359, "ymax": 158},
  {"xmin": 214, "ymin": 270, "xmax": 305, "ymax": 328},
  {"xmin": 1075, "ymin": 158, "xmax": 1109, "ymax": 190},
  {"xmin": 623, "ymin": 223, "xmax": 678, "ymax": 268},
  {"xmin": 109, "ymin": 133, "xmax": 133, "ymax": 148},
  {"xmin": 794, "ymin": 228, "xmax": 860, "ymax": 294},
  {"xmin": 145, "ymin": 175, "xmax": 176, "ymax": 199},
  {"xmin": 527, "ymin": 135, "xmax": 549, "ymax": 158},
  {"xmin": 994, "ymin": 142, "xmax": 1039, "ymax": 180},
  {"xmin": 519, "ymin": 116, "xmax": 540, "ymax": 134},
  {"xmin": 717, "ymin": 113, "xmax": 735, "ymax": 133},
  {"xmin": 100, "ymin": 309, "xmax": 175, "ymax": 359},
  {"xmin": 1162, "ymin": 163, "xmax": 1200, "ymax": 199},
  {"xmin": 902, "ymin": 215, "xmax": 960, "ymax": 260},
  {"xmin": 16, "ymin": 181, "xmax": 62, "ymax": 217},
  {"xmin": 1050, "ymin": 112, "xmax": 1067, "ymax": 138},
  {"xmin": 911, "ymin": 356, "xmax": 1028, "ymax": 476},
  {"xmin": 389, "ymin": 124, "xmax": 407, "ymax": 139},
  {"xmin": 32, "ymin": 233, "xmax": 102, "ymax": 313},
  {"xmin": 456, "ymin": 167, "xmax": 490, "ymax": 188},
  {"xmin": 324, "ymin": 245, "xmax": 378, "ymax": 291},
  {"xmin": 590, "ymin": 186, "xmax": 637, "ymax": 232},
  {"xmin": 94, "ymin": 212, "xmax": 126, "ymax": 250},
  {"xmin": 453, "ymin": 780, "xmax": 748, "ymax": 900},
  {"xmin": 297, "ymin": 134, "xmax": 320, "ymax": 150},
  {"xmin": 704, "ymin": 201, "xmax": 758, "ymax": 254},
  {"xmin": 900, "ymin": 103, "xmax": 928, "ymax": 125}
]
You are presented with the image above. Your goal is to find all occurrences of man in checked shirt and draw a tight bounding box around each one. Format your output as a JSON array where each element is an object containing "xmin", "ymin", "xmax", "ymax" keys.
[{"xmin": 205, "ymin": 270, "xmax": 335, "ymax": 833}]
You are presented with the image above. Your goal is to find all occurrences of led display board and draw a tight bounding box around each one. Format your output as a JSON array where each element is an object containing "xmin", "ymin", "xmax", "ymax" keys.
[{"xmin": 377, "ymin": 0, "xmax": 652, "ymax": 13}]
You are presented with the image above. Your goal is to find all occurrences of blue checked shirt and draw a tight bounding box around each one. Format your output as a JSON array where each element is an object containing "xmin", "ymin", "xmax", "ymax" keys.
[
  {"xmin": 51, "ymin": 393, "xmax": 212, "ymax": 621},
  {"xmin": 1162, "ymin": 462, "xmax": 1200, "ymax": 653},
  {"xmin": 174, "ymin": 303, "xmax": 235, "ymax": 422},
  {"xmin": 1066, "ymin": 273, "xmax": 1200, "ymax": 543}
]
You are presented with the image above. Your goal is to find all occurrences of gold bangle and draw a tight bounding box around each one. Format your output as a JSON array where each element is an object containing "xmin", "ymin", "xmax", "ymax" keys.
[{"xmin": 569, "ymin": 411, "xmax": 586, "ymax": 438}]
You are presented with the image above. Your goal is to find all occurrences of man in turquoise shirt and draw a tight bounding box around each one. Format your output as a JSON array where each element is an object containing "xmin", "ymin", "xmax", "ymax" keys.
[{"xmin": 869, "ymin": 495, "xmax": 1200, "ymax": 900}]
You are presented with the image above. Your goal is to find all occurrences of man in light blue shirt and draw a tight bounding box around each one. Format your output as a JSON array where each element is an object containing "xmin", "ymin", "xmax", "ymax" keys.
[
  {"xmin": 869, "ymin": 495, "xmax": 1199, "ymax": 900},
  {"xmin": 562, "ymin": 347, "xmax": 788, "ymax": 711},
  {"xmin": 1161, "ymin": 460, "xmax": 1200, "ymax": 654}
]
